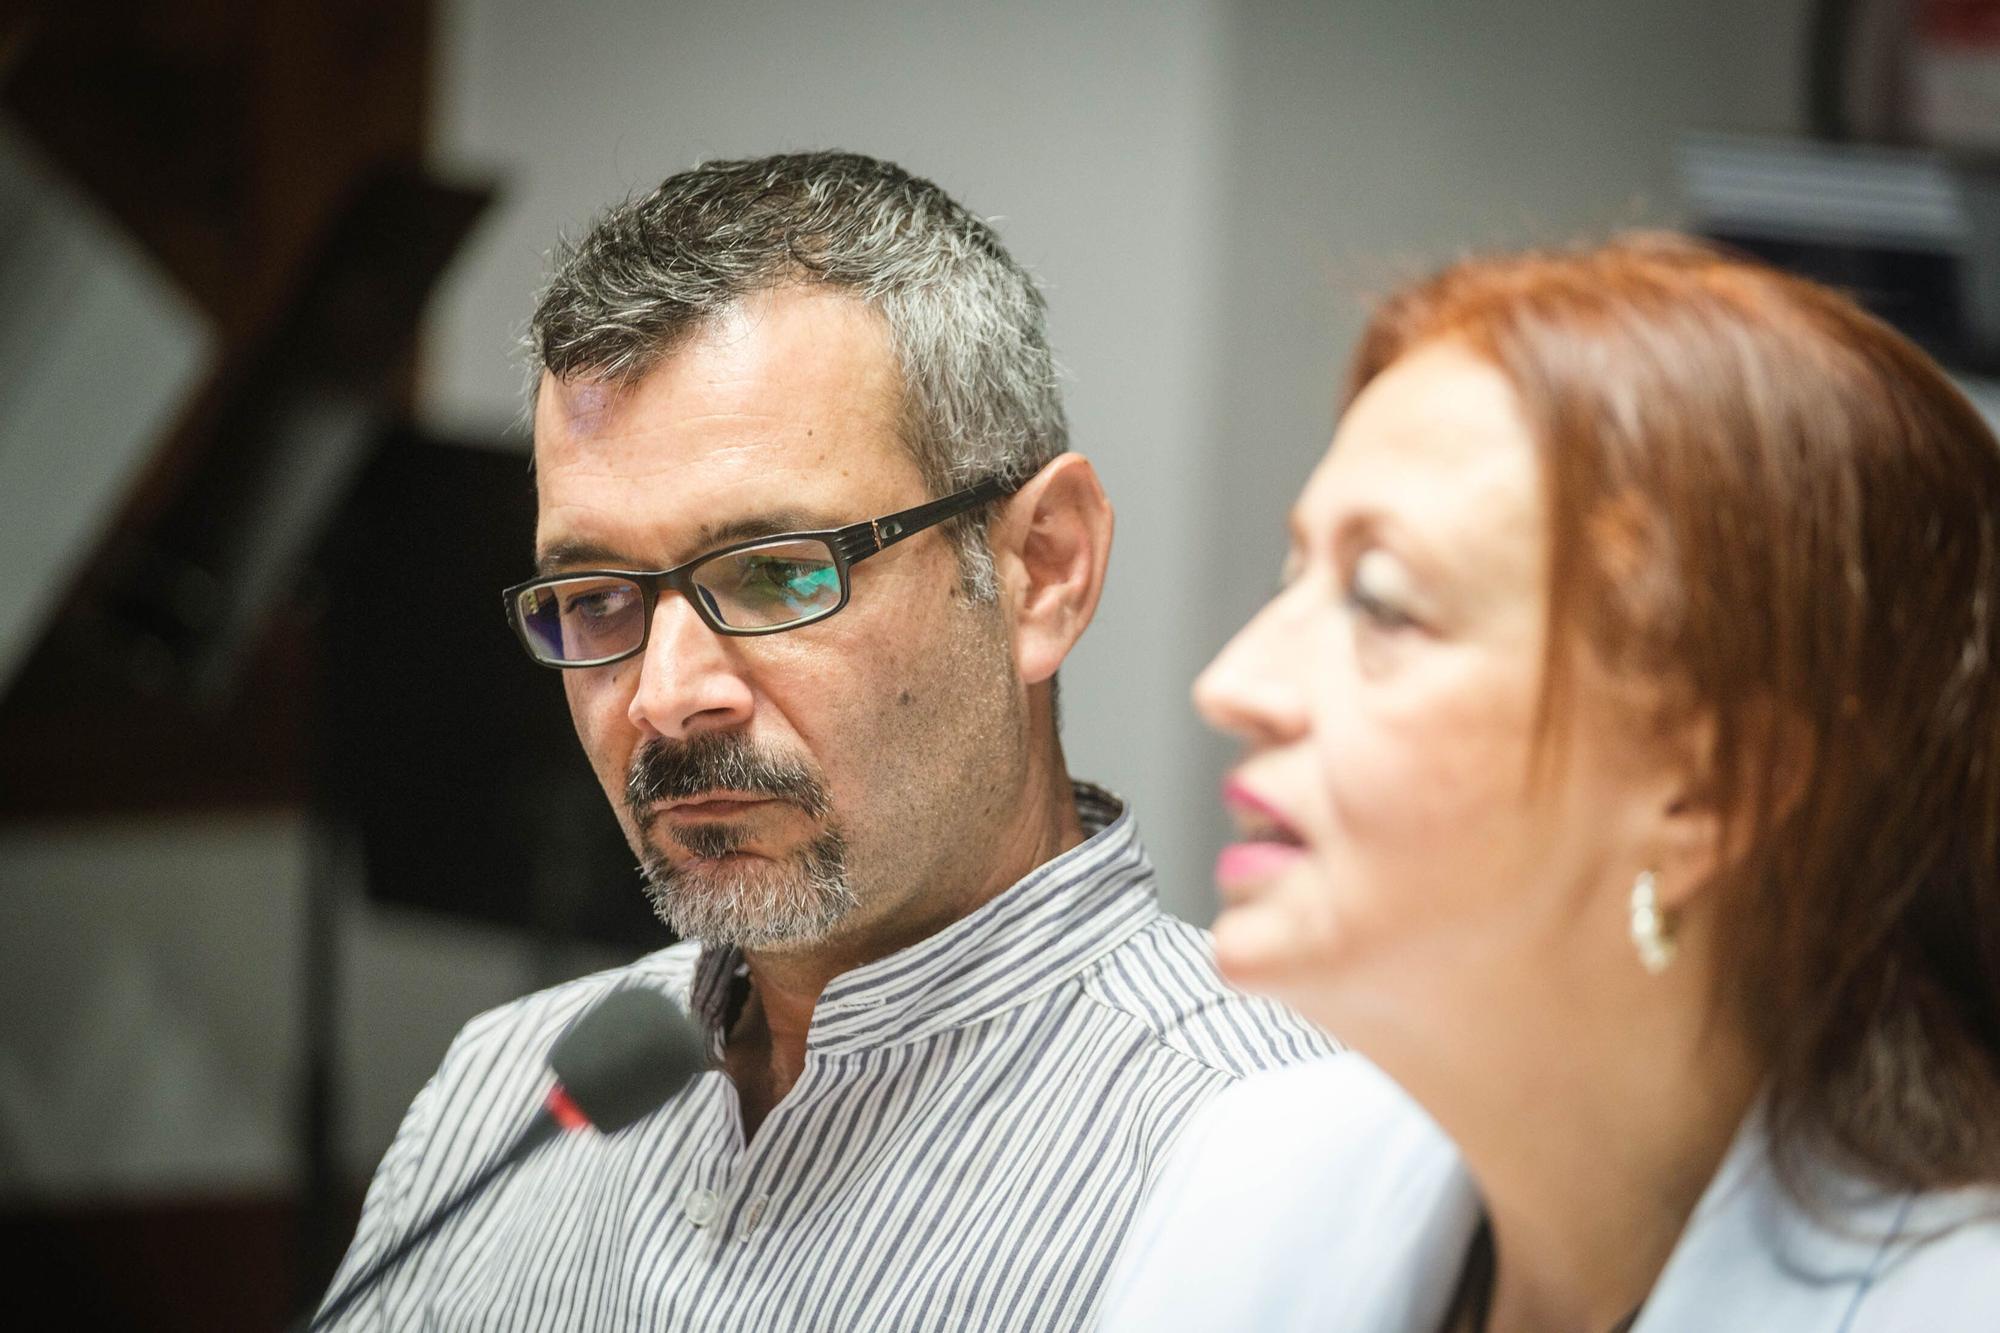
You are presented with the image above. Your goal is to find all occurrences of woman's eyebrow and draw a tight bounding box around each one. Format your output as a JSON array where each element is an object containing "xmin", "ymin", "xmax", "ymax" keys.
[{"xmin": 1330, "ymin": 508, "xmax": 1451, "ymax": 580}]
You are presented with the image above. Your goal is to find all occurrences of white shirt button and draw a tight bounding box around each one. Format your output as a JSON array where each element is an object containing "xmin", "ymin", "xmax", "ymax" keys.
[{"xmin": 683, "ymin": 1186, "xmax": 720, "ymax": 1227}]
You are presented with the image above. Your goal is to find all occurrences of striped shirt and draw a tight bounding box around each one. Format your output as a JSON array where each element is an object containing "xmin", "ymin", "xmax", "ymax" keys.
[{"xmin": 321, "ymin": 784, "xmax": 1335, "ymax": 1331}]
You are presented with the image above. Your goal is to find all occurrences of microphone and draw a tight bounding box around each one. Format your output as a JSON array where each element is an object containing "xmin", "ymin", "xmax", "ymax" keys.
[{"xmin": 307, "ymin": 986, "xmax": 707, "ymax": 1330}]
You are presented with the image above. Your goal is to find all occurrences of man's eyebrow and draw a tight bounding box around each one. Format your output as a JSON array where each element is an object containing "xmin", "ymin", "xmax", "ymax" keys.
[
  {"xmin": 687, "ymin": 508, "xmax": 838, "ymax": 552},
  {"xmin": 535, "ymin": 538, "xmax": 628, "ymax": 576},
  {"xmin": 534, "ymin": 509, "xmax": 847, "ymax": 576}
]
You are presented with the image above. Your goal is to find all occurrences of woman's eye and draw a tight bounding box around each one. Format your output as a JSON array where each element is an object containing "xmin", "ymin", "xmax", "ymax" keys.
[
  {"xmin": 1343, "ymin": 550, "xmax": 1419, "ymax": 631},
  {"xmin": 1347, "ymin": 586, "xmax": 1415, "ymax": 629}
]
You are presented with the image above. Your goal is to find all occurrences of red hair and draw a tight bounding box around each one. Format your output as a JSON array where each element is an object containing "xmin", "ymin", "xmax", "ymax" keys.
[{"xmin": 1351, "ymin": 235, "xmax": 2000, "ymax": 1198}]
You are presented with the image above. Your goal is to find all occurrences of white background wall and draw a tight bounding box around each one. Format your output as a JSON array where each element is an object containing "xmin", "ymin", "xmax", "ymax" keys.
[
  {"xmin": 1186, "ymin": 0, "xmax": 1808, "ymax": 851},
  {"xmin": 1, "ymin": 0, "xmax": 1811, "ymax": 1199}
]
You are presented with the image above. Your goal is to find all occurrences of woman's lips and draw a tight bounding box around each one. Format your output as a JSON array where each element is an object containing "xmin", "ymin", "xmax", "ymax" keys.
[
  {"xmin": 1215, "ymin": 777, "xmax": 1306, "ymax": 897},
  {"xmin": 1221, "ymin": 778, "xmax": 1301, "ymax": 838},
  {"xmin": 1215, "ymin": 841, "xmax": 1308, "ymax": 896}
]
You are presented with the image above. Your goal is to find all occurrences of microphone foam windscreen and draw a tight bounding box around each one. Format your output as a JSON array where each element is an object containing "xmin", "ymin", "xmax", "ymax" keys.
[{"xmin": 548, "ymin": 985, "xmax": 708, "ymax": 1133}]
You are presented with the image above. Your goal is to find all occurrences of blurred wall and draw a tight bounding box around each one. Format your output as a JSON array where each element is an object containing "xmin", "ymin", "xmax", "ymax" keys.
[
  {"xmin": 1187, "ymin": 0, "xmax": 1810, "ymax": 857},
  {"xmin": 3, "ymin": 0, "xmax": 1813, "ymax": 1215}
]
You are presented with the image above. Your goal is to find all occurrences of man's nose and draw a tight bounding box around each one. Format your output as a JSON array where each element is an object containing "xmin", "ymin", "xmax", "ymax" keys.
[{"xmin": 625, "ymin": 590, "xmax": 756, "ymax": 742}]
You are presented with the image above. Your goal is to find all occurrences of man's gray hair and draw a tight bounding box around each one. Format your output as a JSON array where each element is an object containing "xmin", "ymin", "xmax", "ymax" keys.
[{"xmin": 528, "ymin": 151, "xmax": 1069, "ymax": 599}]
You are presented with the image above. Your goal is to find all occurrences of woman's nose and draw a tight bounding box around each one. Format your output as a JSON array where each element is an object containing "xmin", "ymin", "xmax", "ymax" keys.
[{"xmin": 1193, "ymin": 595, "xmax": 1310, "ymax": 748}]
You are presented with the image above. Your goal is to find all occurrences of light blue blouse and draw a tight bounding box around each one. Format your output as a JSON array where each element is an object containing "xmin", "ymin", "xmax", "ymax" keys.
[{"xmin": 1101, "ymin": 1055, "xmax": 2000, "ymax": 1331}]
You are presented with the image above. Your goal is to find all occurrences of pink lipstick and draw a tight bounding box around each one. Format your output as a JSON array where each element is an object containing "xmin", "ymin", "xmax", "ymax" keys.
[{"xmin": 1215, "ymin": 778, "xmax": 1307, "ymax": 894}]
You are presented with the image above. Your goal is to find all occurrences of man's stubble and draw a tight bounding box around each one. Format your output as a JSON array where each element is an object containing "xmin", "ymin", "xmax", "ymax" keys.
[{"xmin": 627, "ymin": 594, "xmax": 1027, "ymax": 954}]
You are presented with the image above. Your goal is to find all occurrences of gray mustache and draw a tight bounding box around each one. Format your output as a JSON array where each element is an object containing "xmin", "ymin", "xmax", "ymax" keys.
[{"xmin": 624, "ymin": 733, "xmax": 832, "ymax": 821}]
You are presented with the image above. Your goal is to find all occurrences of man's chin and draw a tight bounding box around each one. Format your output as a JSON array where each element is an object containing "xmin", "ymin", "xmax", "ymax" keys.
[
  {"xmin": 636, "ymin": 829, "xmax": 857, "ymax": 949},
  {"xmin": 644, "ymin": 892, "xmax": 853, "ymax": 951},
  {"xmin": 655, "ymin": 815, "xmax": 804, "ymax": 863},
  {"xmin": 661, "ymin": 845, "xmax": 766, "ymax": 873}
]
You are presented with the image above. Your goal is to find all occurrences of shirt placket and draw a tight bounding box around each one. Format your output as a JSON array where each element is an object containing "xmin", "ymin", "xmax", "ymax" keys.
[
  {"xmin": 662, "ymin": 1069, "xmax": 749, "ymax": 1236},
  {"xmin": 705, "ymin": 1053, "xmax": 835, "ymax": 1246}
]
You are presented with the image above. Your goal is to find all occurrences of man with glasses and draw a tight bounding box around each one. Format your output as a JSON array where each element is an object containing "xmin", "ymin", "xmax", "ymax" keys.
[{"xmin": 321, "ymin": 151, "xmax": 1332, "ymax": 1331}]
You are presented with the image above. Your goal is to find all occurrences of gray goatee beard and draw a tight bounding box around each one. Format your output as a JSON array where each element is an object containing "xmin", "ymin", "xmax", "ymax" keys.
[{"xmin": 625, "ymin": 733, "xmax": 858, "ymax": 949}]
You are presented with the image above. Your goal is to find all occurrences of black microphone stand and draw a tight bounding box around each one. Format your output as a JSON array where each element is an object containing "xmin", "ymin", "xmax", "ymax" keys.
[{"xmin": 305, "ymin": 1105, "xmax": 561, "ymax": 1331}]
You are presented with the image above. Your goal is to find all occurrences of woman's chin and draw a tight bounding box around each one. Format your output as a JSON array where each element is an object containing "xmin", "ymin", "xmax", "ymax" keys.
[{"xmin": 1212, "ymin": 901, "xmax": 1319, "ymax": 998}]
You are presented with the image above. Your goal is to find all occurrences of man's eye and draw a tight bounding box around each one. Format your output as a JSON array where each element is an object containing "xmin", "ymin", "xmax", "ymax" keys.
[
  {"xmin": 741, "ymin": 559, "xmax": 838, "ymax": 604},
  {"xmin": 749, "ymin": 560, "xmax": 809, "ymax": 585},
  {"xmin": 562, "ymin": 586, "xmax": 637, "ymax": 620}
]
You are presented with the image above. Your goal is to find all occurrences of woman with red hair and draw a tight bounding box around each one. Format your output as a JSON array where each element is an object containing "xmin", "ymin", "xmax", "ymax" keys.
[{"xmin": 1103, "ymin": 239, "xmax": 2000, "ymax": 1330}]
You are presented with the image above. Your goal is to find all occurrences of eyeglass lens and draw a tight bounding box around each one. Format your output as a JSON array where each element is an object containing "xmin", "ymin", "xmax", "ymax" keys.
[
  {"xmin": 690, "ymin": 538, "xmax": 843, "ymax": 629},
  {"xmin": 513, "ymin": 537, "xmax": 844, "ymax": 662}
]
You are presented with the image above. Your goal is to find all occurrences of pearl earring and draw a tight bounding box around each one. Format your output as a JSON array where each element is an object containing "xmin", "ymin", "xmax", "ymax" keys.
[{"xmin": 1628, "ymin": 869, "xmax": 1677, "ymax": 975}]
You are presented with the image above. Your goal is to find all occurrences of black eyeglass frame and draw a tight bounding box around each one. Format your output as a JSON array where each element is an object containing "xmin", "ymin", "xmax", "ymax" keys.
[{"xmin": 502, "ymin": 473, "xmax": 1022, "ymax": 668}]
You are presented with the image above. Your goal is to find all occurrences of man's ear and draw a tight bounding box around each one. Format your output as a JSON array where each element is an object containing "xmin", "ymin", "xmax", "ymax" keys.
[{"xmin": 989, "ymin": 453, "xmax": 1113, "ymax": 686}]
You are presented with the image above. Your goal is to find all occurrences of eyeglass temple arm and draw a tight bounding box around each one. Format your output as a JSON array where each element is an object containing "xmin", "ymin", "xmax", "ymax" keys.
[{"xmin": 835, "ymin": 475, "xmax": 1019, "ymax": 563}]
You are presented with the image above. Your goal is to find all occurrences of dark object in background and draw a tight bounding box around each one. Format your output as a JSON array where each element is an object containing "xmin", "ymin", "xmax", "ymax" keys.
[
  {"xmin": 0, "ymin": 167, "xmax": 494, "ymax": 814},
  {"xmin": 1684, "ymin": 4, "xmax": 2000, "ymax": 384},
  {"xmin": 1681, "ymin": 133, "xmax": 2000, "ymax": 377},
  {"xmin": 99, "ymin": 169, "xmax": 493, "ymax": 706},
  {"xmin": 321, "ymin": 431, "xmax": 666, "ymax": 952}
]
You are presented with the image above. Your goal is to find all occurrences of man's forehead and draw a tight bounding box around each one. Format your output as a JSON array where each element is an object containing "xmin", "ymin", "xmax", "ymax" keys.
[
  {"xmin": 533, "ymin": 291, "xmax": 906, "ymax": 453},
  {"xmin": 528, "ymin": 331, "xmax": 928, "ymax": 568},
  {"xmin": 544, "ymin": 375, "xmax": 619, "ymax": 435},
  {"xmin": 531, "ymin": 375, "xmax": 909, "ymax": 493}
]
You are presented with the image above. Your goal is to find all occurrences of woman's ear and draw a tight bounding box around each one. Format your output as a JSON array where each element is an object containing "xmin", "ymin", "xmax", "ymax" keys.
[
  {"xmin": 988, "ymin": 454, "xmax": 1114, "ymax": 685},
  {"xmin": 1649, "ymin": 700, "xmax": 1811, "ymax": 910},
  {"xmin": 1652, "ymin": 791, "xmax": 1727, "ymax": 912}
]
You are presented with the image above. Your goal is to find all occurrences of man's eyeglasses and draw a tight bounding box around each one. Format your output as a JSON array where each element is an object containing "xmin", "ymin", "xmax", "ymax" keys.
[{"xmin": 503, "ymin": 475, "xmax": 1021, "ymax": 668}]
